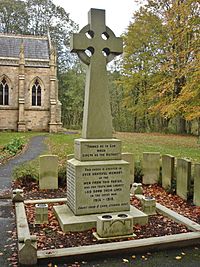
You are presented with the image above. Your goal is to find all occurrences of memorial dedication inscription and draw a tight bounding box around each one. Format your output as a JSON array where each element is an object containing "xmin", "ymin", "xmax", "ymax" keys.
[
  {"xmin": 74, "ymin": 139, "xmax": 121, "ymax": 161},
  {"xmin": 67, "ymin": 8, "xmax": 130, "ymax": 216},
  {"xmin": 67, "ymin": 160, "xmax": 129, "ymax": 215}
]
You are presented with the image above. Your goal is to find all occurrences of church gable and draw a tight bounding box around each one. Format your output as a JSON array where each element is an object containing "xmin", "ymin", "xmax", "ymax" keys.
[{"xmin": 0, "ymin": 34, "xmax": 62, "ymax": 133}]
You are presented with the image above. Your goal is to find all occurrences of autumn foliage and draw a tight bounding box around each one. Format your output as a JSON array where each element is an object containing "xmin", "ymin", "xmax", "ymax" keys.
[{"xmin": 122, "ymin": 0, "xmax": 200, "ymax": 133}]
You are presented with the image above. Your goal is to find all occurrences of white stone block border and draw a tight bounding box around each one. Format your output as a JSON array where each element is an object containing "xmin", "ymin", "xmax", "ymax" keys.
[
  {"xmin": 15, "ymin": 202, "xmax": 37, "ymax": 266},
  {"xmin": 156, "ymin": 203, "xmax": 200, "ymax": 231},
  {"xmin": 135, "ymin": 194, "xmax": 200, "ymax": 231},
  {"xmin": 15, "ymin": 197, "xmax": 200, "ymax": 265},
  {"xmin": 37, "ymin": 232, "xmax": 200, "ymax": 260}
]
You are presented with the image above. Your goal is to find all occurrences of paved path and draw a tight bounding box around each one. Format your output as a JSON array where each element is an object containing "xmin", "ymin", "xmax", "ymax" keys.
[
  {"xmin": 0, "ymin": 135, "xmax": 47, "ymax": 267},
  {"xmin": 0, "ymin": 135, "xmax": 47, "ymax": 190}
]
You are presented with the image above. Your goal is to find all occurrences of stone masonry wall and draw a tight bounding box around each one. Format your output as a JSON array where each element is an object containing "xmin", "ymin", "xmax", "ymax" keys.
[
  {"xmin": 25, "ymin": 110, "xmax": 49, "ymax": 131},
  {"xmin": 0, "ymin": 65, "xmax": 52, "ymax": 131},
  {"xmin": 0, "ymin": 109, "xmax": 18, "ymax": 130}
]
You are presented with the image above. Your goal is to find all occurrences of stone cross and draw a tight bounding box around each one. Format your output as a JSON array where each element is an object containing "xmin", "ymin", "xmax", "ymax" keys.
[{"xmin": 70, "ymin": 8, "xmax": 123, "ymax": 139}]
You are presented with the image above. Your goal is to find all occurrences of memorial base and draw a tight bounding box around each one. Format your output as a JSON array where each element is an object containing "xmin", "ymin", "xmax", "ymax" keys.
[{"xmin": 53, "ymin": 205, "xmax": 148, "ymax": 232}]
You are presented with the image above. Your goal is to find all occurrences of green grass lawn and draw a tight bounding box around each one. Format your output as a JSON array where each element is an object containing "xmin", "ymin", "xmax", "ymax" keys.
[
  {"xmin": 0, "ymin": 131, "xmax": 45, "ymax": 147},
  {"xmin": 0, "ymin": 132, "xmax": 46, "ymax": 165},
  {"xmin": 0, "ymin": 131, "xmax": 199, "ymax": 164},
  {"xmin": 116, "ymin": 132, "xmax": 200, "ymax": 163},
  {"xmin": 46, "ymin": 131, "xmax": 200, "ymax": 163},
  {"xmin": 46, "ymin": 131, "xmax": 81, "ymax": 165}
]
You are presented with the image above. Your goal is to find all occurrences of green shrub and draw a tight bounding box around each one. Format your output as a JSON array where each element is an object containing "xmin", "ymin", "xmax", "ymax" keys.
[
  {"xmin": 3, "ymin": 137, "xmax": 24, "ymax": 155},
  {"xmin": 13, "ymin": 163, "xmax": 39, "ymax": 184},
  {"xmin": 165, "ymin": 178, "xmax": 176, "ymax": 194},
  {"xmin": 158, "ymin": 166, "xmax": 162, "ymax": 186},
  {"xmin": 13, "ymin": 161, "xmax": 67, "ymax": 188},
  {"xmin": 58, "ymin": 165, "xmax": 66, "ymax": 187},
  {"xmin": 134, "ymin": 160, "xmax": 143, "ymax": 183}
]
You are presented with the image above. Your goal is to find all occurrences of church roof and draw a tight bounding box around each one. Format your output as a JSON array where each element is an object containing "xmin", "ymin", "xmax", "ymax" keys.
[{"xmin": 0, "ymin": 34, "xmax": 50, "ymax": 60}]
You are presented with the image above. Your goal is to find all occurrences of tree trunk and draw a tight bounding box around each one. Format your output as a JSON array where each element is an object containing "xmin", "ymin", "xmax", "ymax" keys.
[
  {"xmin": 177, "ymin": 116, "xmax": 186, "ymax": 134},
  {"xmin": 187, "ymin": 121, "xmax": 192, "ymax": 134},
  {"xmin": 197, "ymin": 118, "xmax": 200, "ymax": 136},
  {"xmin": 133, "ymin": 116, "xmax": 137, "ymax": 131},
  {"xmin": 161, "ymin": 117, "xmax": 170, "ymax": 132}
]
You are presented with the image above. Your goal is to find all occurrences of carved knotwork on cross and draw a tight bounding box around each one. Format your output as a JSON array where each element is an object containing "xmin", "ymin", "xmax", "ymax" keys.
[{"xmin": 70, "ymin": 8, "xmax": 123, "ymax": 139}]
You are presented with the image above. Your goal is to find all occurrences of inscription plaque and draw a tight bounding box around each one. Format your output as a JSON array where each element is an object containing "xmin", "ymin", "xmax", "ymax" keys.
[
  {"xmin": 67, "ymin": 159, "xmax": 130, "ymax": 215},
  {"xmin": 74, "ymin": 138, "xmax": 121, "ymax": 161}
]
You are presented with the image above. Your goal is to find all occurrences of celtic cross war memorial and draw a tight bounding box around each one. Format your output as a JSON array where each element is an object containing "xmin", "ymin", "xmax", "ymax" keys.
[
  {"xmin": 68, "ymin": 8, "xmax": 130, "ymax": 216},
  {"xmin": 54, "ymin": 8, "xmax": 147, "ymax": 232}
]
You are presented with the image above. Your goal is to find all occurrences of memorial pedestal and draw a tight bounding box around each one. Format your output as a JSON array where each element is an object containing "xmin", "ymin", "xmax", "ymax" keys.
[
  {"xmin": 66, "ymin": 138, "xmax": 130, "ymax": 215},
  {"xmin": 67, "ymin": 158, "xmax": 130, "ymax": 215}
]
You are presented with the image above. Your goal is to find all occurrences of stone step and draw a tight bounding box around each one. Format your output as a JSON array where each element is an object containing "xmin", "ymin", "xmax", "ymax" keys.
[{"xmin": 53, "ymin": 204, "xmax": 148, "ymax": 233}]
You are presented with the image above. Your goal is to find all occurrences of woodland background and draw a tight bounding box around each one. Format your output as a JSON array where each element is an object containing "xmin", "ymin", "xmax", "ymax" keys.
[{"xmin": 0, "ymin": 0, "xmax": 199, "ymax": 135}]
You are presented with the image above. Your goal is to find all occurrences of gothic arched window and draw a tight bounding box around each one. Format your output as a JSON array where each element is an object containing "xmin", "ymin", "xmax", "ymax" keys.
[
  {"xmin": 32, "ymin": 79, "xmax": 41, "ymax": 106},
  {"xmin": 0, "ymin": 78, "xmax": 9, "ymax": 105}
]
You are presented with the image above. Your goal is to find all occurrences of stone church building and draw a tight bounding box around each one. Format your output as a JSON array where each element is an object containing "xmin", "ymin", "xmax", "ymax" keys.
[{"xmin": 0, "ymin": 33, "xmax": 62, "ymax": 132}]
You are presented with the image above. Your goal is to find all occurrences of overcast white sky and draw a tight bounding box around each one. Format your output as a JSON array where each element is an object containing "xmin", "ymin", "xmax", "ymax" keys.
[{"xmin": 53, "ymin": 0, "xmax": 142, "ymax": 36}]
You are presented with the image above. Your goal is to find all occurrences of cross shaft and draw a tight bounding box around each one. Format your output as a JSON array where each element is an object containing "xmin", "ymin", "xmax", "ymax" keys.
[{"xmin": 70, "ymin": 8, "xmax": 123, "ymax": 139}]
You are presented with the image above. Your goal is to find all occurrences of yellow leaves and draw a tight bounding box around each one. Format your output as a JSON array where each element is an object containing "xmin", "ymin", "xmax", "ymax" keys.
[
  {"xmin": 185, "ymin": 107, "xmax": 200, "ymax": 121},
  {"xmin": 175, "ymin": 256, "xmax": 182, "ymax": 260},
  {"xmin": 122, "ymin": 258, "xmax": 129, "ymax": 263},
  {"xmin": 141, "ymin": 255, "xmax": 148, "ymax": 260},
  {"xmin": 175, "ymin": 252, "xmax": 186, "ymax": 260},
  {"xmin": 47, "ymin": 264, "xmax": 57, "ymax": 267}
]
